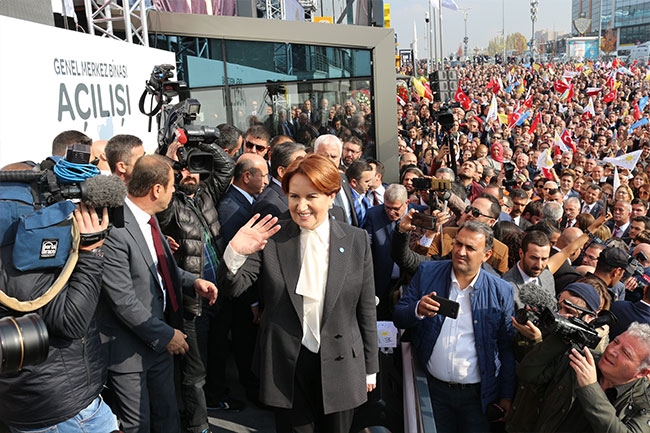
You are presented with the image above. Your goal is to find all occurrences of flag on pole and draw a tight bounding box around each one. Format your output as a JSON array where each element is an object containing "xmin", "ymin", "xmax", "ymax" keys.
[
  {"xmin": 560, "ymin": 129, "xmax": 577, "ymax": 152},
  {"xmin": 585, "ymin": 87, "xmax": 602, "ymax": 96},
  {"xmin": 529, "ymin": 111, "xmax": 542, "ymax": 132},
  {"xmin": 634, "ymin": 101, "xmax": 643, "ymax": 121},
  {"xmin": 515, "ymin": 111, "xmax": 531, "ymax": 126},
  {"xmin": 639, "ymin": 95, "xmax": 649, "ymax": 111},
  {"xmin": 628, "ymin": 118, "xmax": 649, "ymax": 135},
  {"xmin": 486, "ymin": 76, "xmax": 501, "ymax": 94},
  {"xmin": 582, "ymin": 97, "xmax": 595, "ymax": 120},
  {"xmin": 554, "ymin": 79, "xmax": 570, "ymax": 93},
  {"xmin": 454, "ymin": 83, "xmax": 471, "ymax": 110},
  {"xmin": 536, "ymin": 148, "xmax": 555, "ymax": 180},
  {"xmin": 486, "ymin": 93, "xmax": 498, "ymax": 125},
  {"xmin": 613, "ymin": 166, "xmax": 620, "ymax": 194},
  {"xmin": 431, "ymin": 0, "xmax": 459, "ymax": 10},
  {"xmin": 603, "ymin": 89, "xmax": 617, "ymax": 103},
  {"xmin": 554, "ymin": 131, "xmax": 570, "ymax": 153},
  {"xmin": 603, "ymin": 149, "xmax": 643, "ymax": 170}
]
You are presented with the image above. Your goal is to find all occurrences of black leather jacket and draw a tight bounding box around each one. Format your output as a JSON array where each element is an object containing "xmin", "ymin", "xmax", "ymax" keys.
[
  {"xmin": 157, "ymin": 141, "xmax": 234, "ymax": 278},
  {"xmin": 0, "ymin": 251, "xmax": 106, "ymax": 428}
]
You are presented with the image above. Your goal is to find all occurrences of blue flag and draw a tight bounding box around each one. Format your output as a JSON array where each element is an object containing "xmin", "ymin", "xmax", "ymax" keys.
[
  {"xmin": 639, "ymin": 96, "xmax": 649, "ymax": 112},
  {"xmin": 516, "ymin": 111, "xmax": 531, "ymax": 126},
  {"xmin": 628, "ymin": 118, "xmax": 649, "ymax": 135}
]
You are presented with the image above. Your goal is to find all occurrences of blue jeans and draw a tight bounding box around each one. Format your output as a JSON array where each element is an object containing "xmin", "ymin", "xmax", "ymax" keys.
[
  {"xmin": 428, "ymin": 377, "xmax": 490, "ymax": 433},
  {"xmin": 10, "ymin": 397, "xmax": 119, "ymax": 433}
]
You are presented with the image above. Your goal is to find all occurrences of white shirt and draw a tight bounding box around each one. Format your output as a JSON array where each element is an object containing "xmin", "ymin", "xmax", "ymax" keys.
[
  {"xmin": 517, "ymin": 262, "xmax": 541, "ymax": 285},
  {"xmin": 427, "ymin": 269, "xmax": 481, "ymax": 384},
  {"xmin": 125, "ymin": 197, "xmax": 166, "ymax": 311},
  {"xmin": 231, "ymin": 184, "xmax": 255, "ymax": 205},
  {"xmin": 612, "ymin": 221, "xmax": 630, "ymax": 238}
]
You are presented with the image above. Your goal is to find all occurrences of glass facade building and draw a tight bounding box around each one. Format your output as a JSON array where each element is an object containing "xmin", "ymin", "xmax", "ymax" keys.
[{"xmin": 572, "ymin": 0, "xmax": 650, "ymax": 47}]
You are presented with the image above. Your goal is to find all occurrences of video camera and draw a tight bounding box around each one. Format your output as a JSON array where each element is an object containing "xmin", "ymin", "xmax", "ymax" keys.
[
  {"xmin": 145, "ymin": 65, "xmax": 218, "ymax": 178},
  {"xmin": 516, "ymin": 303, "xmax": 617, "ymax": 349},
  {"xmin": 623, "ymin": 250, "xmax": 650, "ymax": 302},
  {"xmin": 502, "ymin": 161, "xmax": 517, "ymax": 190},
  {"xmin": 0, "ymin": 313, "xmax": 49, "ymax": 374}
]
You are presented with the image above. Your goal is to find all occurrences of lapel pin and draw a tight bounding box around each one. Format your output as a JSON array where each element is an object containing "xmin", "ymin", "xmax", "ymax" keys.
[{"xmin": 339, "ymin": 247, "xmax": 344, "ymax": 253}]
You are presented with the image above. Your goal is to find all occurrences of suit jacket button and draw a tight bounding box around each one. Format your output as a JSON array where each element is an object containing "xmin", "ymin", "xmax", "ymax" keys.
[
  {"xmin": 335, "ymin": 356, "xmax": 344, "ymax": 361},
  {"xmin": 335, "ymin": 334, "xmax": 343, "ymax": 339}
]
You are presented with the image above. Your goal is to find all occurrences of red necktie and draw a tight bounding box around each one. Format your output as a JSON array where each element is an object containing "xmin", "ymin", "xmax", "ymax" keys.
[
  {"xmin": 148, "ymin": 216, "xmax": 179, "ymax": 312},
  {"xmin": 372, "ymin": 190, "xmax": 379, "ymax": 206}
]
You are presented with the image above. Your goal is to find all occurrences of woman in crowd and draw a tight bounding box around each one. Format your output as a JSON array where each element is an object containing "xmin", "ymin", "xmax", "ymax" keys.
[{"xmin": 216, "ymin": 154, "xmax": 378, "ymax": 433}]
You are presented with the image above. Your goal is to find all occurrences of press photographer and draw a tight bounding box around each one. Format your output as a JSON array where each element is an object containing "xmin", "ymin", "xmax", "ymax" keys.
[
  {"xmin": 0, "ymin": 146, "xmax": 124, "ymax": 430},
  {"xmin": 506, "ymin": 281, "xmax": 625, "ymax": 433}
]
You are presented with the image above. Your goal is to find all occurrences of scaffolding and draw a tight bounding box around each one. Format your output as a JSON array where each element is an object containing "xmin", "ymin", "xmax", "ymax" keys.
[{"xmin": 83, "ymin": 0, "xmax": 149, "ymax": 45}]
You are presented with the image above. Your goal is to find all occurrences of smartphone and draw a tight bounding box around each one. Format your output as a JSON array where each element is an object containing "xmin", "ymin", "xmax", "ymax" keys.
[
  {"xmin": 602, "ymin": 193, "xmax": 610, "ymax": 217},
  {"xmin": 411, "ymin": 212, "xmax": 437, "ymax": 230},
  {"xmin": 430, "ymin": 294, "xmax": 460, "ymax": 319}
]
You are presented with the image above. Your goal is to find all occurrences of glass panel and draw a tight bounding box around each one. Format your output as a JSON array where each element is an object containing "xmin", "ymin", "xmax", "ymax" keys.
[{"xmin": 188, "ymin": 87, "xmax": 229, "ymax": 127}]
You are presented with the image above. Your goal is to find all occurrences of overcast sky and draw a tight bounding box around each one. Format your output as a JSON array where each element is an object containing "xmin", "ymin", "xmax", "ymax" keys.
[{"xmin": 391, "ymin": 0, "xmax": 573, "ymax": 57}]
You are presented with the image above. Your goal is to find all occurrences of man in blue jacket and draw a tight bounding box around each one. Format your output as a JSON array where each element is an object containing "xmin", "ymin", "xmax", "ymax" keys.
[{"xmin": 394, "ymin": 220, "xmax": 516, "ymax": 433}]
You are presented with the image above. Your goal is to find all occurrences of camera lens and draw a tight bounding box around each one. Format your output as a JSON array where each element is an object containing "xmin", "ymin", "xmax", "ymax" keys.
[{"xmin": 0, "ymin": 313, "xmax": 49, "ymax": 374}]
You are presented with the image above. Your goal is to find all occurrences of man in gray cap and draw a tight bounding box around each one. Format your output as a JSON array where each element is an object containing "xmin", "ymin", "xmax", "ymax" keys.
[{"xmin": 507, "ymin": 281, "xmax": 607, "ymax": 433}]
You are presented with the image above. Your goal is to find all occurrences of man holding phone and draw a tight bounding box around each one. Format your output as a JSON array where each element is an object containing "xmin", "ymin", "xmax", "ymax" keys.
[{"xmin": 394, "ymin": 221, "xmax": 515, "ymax": 433}]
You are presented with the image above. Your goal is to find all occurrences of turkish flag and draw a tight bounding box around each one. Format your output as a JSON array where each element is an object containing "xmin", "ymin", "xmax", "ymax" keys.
[
  {"xmin": 487, "ymin": 76, "xmax": 501, "ymax": 94},
  {"xmin": 529, "ymin": 112, "xmax": 542, "ymax": 132},
  {"xmin": 634, "ymin": 101, "xmax": 643, "ymax": 121},
  {"xmin": 508, "ymin": 112, "xmax": 521, "ymax": 129},
  {"xmin": 585, "ymin": 87, "xmax": 602, "ymax": 96},
  {"xmin": 523, "ymin": 92, "xmax": 534, "ymax": 109},
  {"xmin": 454, "ymin": 84, "xmax": 471, "ymax": 110},
  {"xmin": 560, "ymin": 129, "xmax": 577, "ymax": 153},
  {"xmin": 603, "ymin": 89, "xmax": 617, "ymax": 103},
  {"xmin": 554, "ymin": 80, "xmax": 570, "ymax": 93}
]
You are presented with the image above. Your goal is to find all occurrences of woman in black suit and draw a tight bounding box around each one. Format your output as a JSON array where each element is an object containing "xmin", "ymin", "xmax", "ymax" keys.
[{"xmin": 217, "ymin": 154, "xmax": 379, "ymax": 433}]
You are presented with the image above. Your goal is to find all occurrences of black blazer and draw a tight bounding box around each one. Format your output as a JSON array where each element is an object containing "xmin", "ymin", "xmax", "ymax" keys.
[{"xmin": 217, "ymin": 218, "xmax": 379, "ymax": 414}]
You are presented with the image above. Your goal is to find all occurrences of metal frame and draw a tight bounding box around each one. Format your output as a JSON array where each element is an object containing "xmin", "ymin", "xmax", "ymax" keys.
[
  {"xmin": 144, "ymin": 11, "xmax": 399, "ymax": 181},
  {"xmin": 83, "ymin": 0, "xmax": 149, "ymax": 45}
]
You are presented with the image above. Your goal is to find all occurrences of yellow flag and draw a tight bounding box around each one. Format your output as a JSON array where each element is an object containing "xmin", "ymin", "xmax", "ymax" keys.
[
  {"xmin": 497, "ymin": 113, "xmax": 508, "ymax": 125},
  {"xmin": 516, "ymin": 83, "xmax": 525, "ymax": 97},
  {"xmin": 615, "ymin": 81, "xmax": 622, "ymax": 90}
]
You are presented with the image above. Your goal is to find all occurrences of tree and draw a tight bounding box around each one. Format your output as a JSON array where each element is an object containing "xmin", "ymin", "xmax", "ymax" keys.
[
  {"xmin": 506, "ymin": 32, "xmax": 528, "ymax": 53},
  {"xmin": 457, "ymin": 44, "xmax": 463, "ymax": 59},
  {"xmin": 487, "ymin": 35, "xmax": 505, "ymax": 56}
]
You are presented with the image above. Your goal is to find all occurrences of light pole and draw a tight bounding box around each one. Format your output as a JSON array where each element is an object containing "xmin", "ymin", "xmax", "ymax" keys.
[
  {"xmin": 530, "ymin": 0, "xmax": 538, "ymax": 61},
  {"xmin": 460, "ymin": 8, "xmax": 470, "ymax": 60},
  {"xmin": 502, "ymin": 0, "xmax": 506, "ymax": 62}
]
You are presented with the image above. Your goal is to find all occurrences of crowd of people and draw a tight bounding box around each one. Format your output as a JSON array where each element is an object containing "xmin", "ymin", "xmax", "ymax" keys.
[{"xmin": 2, "ymin": 57, "xmax": 650, "ymax": 433}]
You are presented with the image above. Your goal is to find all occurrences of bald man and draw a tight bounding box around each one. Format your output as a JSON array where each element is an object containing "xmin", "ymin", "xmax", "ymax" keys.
[{"xmin": 551, "ymin": 227, "xmax": 586, "ymax": 290}]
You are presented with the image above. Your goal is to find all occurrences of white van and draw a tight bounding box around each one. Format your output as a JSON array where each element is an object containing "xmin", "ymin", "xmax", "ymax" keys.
[{"xmin": 628, "ymin": 43, "xmax": 650, "ymax": 64}]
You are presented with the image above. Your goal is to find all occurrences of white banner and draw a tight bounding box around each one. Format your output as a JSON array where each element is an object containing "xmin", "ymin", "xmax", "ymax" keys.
[{"xmin": 0, "ymin": 15, "xmax": 175, "ymax": 167}]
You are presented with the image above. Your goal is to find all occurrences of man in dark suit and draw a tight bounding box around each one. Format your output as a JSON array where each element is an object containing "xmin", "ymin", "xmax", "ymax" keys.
[
  {"xmin": 363, "ymin": 184, "xmax": 425, "ymax": 319},
  {"xmin": 582, "ymin": 184, "xmax": 604, "ymax": 217},
  {"xmin": 212, "ymin": 153, "xmax": 268, "ymax": 405},
  {"xmin": 252, "ymin": 141, "xmax": 306, "ymax": 219},
  {"xmin": 605, "ymin": 200, "xmax": 632, "ymax": 239},
  {"xmin": 98, "ymin": 155, "xmax": 217, "ymax": 433},
  {"xmin": 503, "ymin": 230, "xmax": 555, "ymax": 309},
  {"xmin": 218, "ymin": 154, "xmax": 268, "ymax": 244},
  {"xmin": 314, "ymin": 134, "xmax": 358, "ymax": 226}
]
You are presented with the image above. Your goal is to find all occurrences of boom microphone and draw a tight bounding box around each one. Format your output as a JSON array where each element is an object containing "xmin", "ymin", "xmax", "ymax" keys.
[
  {"xmin": 80, "ymin": 175, "xmax": 127, "ymax": 208},
  {"xmin": 518, "ymin": 282, "xmax": 556, "ymax": 312}
]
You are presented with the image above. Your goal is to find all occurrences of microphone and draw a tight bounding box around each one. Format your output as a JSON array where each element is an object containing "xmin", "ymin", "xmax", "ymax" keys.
[
  {"xmin": 80, "ymin": 175, "xmax": 127, "ymax": 208},
  {"xmin": 518, "ymin": 281, "xmax": 556, "ymax": 312},
  {"xmin": 79, "ymin": 175, "xmax": 127, "ymax": 228}
]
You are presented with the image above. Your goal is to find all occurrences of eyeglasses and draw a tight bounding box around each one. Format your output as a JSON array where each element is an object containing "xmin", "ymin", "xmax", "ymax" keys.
[
  {"xmin": 245, "ymin": 141, "xmax": 268, "ymax": 152},
  {"xmin": 465, "ymin": 206, "xmax": 492, "ymax": 219}
]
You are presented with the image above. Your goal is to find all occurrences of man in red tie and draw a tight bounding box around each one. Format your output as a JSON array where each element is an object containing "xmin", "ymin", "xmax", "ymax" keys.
[
  {"xmin": 98, "ymin": 154, "xmax": 217, "ymax": 433},
  {"xmin": 606, "ymin": 200, "xmax": 632, "ymax": 240}
]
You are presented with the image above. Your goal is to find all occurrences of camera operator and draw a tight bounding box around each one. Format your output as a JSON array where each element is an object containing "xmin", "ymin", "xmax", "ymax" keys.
[
  {"xmin": 0, "ymin": 201, "xmax": 118, "ymax": 431},
  {"xmin": 506, "ymin": 282, "xmax": 611, "ymax": 433},
  {"xmin": 157, "ymin": 134, "xmax": 235, "ymax": 432}
]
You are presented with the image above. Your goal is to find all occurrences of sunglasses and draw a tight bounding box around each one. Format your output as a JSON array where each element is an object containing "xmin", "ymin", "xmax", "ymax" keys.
[
  {"xmin": 245, "ymin": 141, "xmax": 267, "ymax": 152},
  {"xmin": 465, "ymin": 206, "xmax": 492, "ymax": 219}
]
